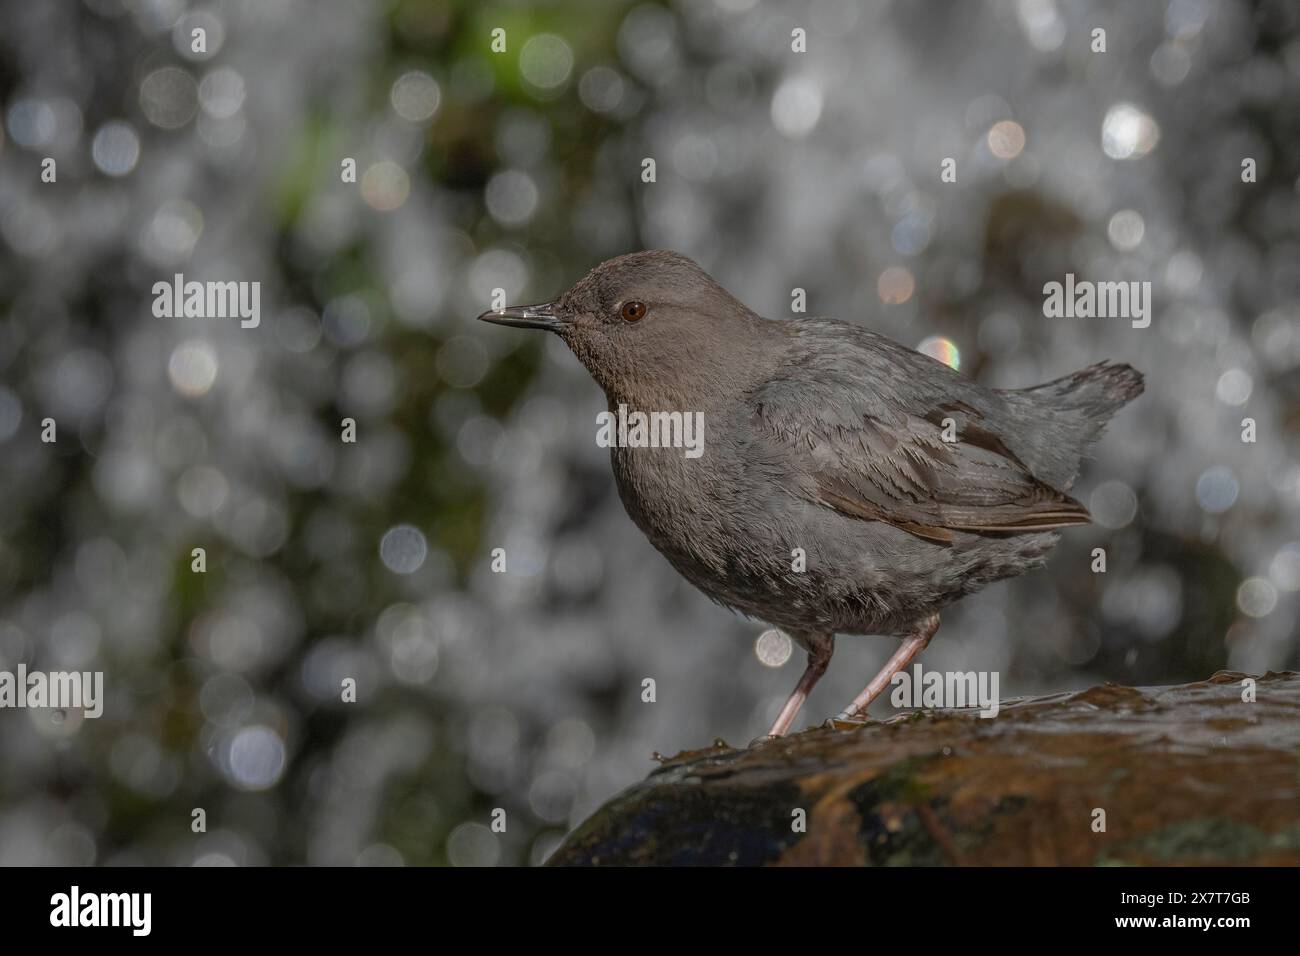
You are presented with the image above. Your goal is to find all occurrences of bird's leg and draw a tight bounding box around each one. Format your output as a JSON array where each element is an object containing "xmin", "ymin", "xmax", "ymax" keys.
[
  {"xmin": 836, "ymin": 613, "xmax": 940, "ymax": 721},
  {"xmin": 765, "ymin": 632, "xmax": 834, "ymax": 738}
]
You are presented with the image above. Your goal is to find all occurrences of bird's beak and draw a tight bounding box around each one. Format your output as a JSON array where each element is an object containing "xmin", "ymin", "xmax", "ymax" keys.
[{"xmin": 477, "ymin": 300, "xmax": 569, "ymax": 332}]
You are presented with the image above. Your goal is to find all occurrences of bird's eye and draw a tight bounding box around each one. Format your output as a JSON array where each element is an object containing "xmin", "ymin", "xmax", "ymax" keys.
[{"xmin": 620, "ymin": 301, "xmax": 647, "ymax": 322}]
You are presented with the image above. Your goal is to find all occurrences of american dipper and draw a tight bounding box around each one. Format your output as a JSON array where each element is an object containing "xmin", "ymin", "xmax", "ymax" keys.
[{"xmin": 479, "ymin": 251, "xmax": 1143, "ymax": 738}]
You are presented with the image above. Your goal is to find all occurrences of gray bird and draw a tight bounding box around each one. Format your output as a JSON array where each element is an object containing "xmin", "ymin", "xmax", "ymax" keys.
[{"xmin": 479, "ymin": 250, "xmax": 1143, "ymax": 738}]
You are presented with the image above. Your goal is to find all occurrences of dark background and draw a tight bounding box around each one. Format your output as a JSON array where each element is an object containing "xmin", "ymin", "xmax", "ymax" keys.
[{"xmin": 0, "ymin": 0, "xmax": 1297, "ymax": 865}]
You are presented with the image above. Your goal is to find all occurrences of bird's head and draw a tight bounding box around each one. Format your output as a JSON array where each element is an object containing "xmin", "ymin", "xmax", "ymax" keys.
[{"xmin": 478, "ymin": 250, "xmax": 763, "ymax": 406}]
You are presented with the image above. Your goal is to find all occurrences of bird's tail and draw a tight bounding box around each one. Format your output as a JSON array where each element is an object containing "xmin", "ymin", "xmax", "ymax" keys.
[
  {"xmin": 998, "ymin": 361, "xmax": 1144, "ymax": 490},
  {"xmin": 1017, "ymin": 360, "xmax": 1145, "ymax": 413}
]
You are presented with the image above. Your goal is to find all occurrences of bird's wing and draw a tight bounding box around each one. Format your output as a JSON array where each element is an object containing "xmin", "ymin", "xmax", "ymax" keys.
[{"xmin": 747, "ymin": 325, "xmax": 1090, "ymax": 544}]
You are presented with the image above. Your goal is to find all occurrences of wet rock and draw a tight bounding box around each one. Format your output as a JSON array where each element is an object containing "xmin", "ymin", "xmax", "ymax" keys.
[{"xmin": 548, "ymin": 672, "xmax": 1300, "ymax": 866}]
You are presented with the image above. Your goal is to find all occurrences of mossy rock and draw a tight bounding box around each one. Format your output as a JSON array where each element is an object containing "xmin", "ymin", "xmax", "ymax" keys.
[{"xmin": 548, "ymin": 672, "xmax": 1300, "ymax": 866}]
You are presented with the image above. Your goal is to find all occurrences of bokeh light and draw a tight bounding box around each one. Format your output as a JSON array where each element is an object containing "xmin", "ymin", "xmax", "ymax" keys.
[
  {"xmin": 1101, "ymin": 102, "xmax": 1160, "ymax": 159},
  {"xmin": 917, "ymin": 336, "xmax": 961, "ymax": 370},
  {"xmin": 755, "ymin": 629, "xmax": 793, "ymax": 668}
]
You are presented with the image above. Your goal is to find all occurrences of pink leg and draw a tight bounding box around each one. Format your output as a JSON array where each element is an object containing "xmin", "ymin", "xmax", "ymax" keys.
[
  {"xmin": 836, "ymin": 614, "xmax": 940, "ymax": 721},
  {"xmin": 765, "ymin": 632, "xmax": 834, "ymax": 737}
]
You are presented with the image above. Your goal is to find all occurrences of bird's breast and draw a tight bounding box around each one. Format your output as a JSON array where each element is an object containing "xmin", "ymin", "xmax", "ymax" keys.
[{"xmin": 609, "ymin": 442, "xmax": 737, "ymax": 572}]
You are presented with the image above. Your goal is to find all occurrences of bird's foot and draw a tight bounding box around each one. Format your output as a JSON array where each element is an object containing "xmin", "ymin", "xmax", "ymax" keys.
[
  {"xmin": 823, "ymin": 714, "xmax": 869, "ymax": 731},
  {"xmin": 747, "ymin": 733, "xmax": 781, "ymax": 748}
]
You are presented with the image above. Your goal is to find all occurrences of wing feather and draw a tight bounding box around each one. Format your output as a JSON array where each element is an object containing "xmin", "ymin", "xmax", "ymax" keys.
[{"xmin": 748, "ymin": 330, "xmax": 1091, "ymax": 545}]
